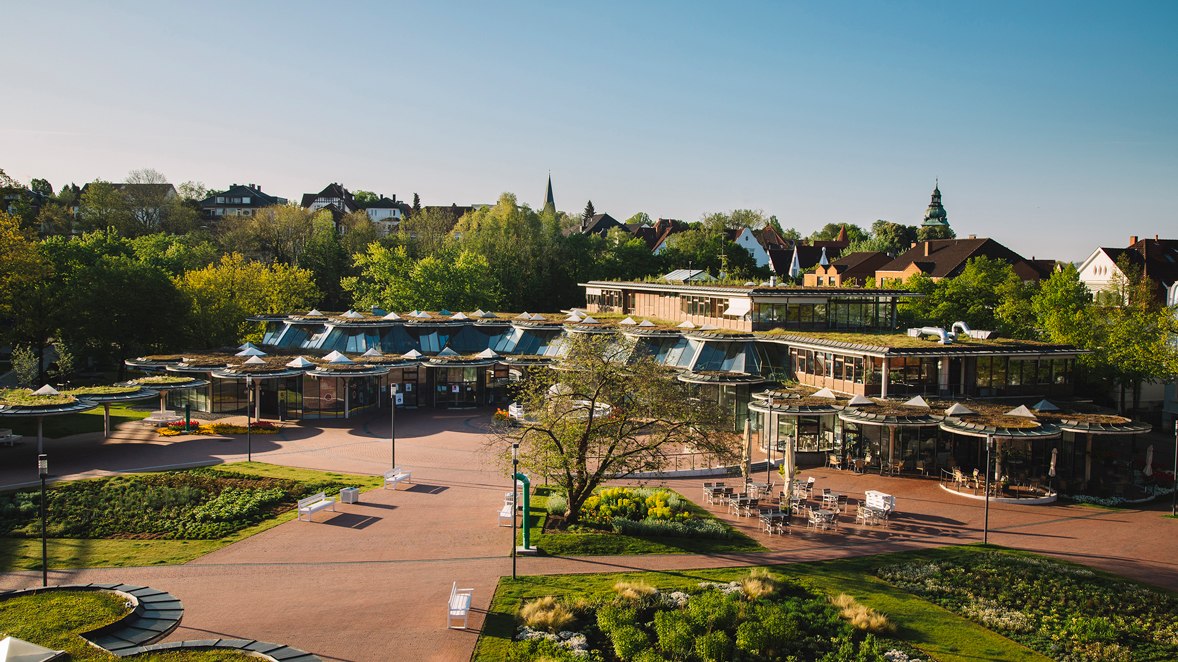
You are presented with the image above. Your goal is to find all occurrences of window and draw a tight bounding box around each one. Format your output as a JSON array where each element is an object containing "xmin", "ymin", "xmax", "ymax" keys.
[{"xmin": 242, "ymin": 196, "xmax": 250, "ymax": 204}]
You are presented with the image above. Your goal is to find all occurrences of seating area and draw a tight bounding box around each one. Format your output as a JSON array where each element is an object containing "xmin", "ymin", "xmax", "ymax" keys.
[
  {"xmin": 497, "ymin": 491, "xmax": 516, "ymax": 527},
  {"xmin": 296, "ymin": 492, "xmax": 336, "ymax": 522},
  {"xmin": 447, "ymin": 581, "xmax": 474, "ymax": 629},
  {"xmin": 705, "ymin": 475, "xmax": 900, "ymax": 537},
  {"xmin": 384, "ymin": 467, "xmax": 412, "ymax": 489},
  {"xmin": 143, "ymin": 410, "xmax": 181, "ymax": 425},
  {"xmin": 0, "ymin": 428, "xmax": 22, "ymax": 447}
]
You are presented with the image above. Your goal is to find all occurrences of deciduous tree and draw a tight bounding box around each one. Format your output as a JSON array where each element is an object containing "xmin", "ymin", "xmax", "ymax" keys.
[{"xmin": 492, "ymin": 334, "xmax": 738, "ymax": 525}]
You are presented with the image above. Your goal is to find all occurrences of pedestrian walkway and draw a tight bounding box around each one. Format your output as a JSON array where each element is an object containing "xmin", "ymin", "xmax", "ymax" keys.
[{"xmin": 1, "ymin": 409, "xmax": 1176, "ymax": 662}]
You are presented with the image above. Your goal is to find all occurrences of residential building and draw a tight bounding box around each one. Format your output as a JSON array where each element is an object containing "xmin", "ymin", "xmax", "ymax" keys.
[
  {"xmin": 1077, "ymin": 235, "xmax": 1178, "ymax": 304},
  {"xmin": 580, "ymin": 212, "xmax": 627, "ymax": 236},
  {"xmin": 199, "ymin": 184, "xmax": 286, "ymax": 219},
  {"xmin": 300, "ymin": 183, "xmax": 359, "ymax": 221},
  {"xmin": 874, "ymin": 237, "xmax": 1051, "ymax": 285},
  {"xmin": 361, "ymin": 195, "xmax": 411, "ymax": 235},
  {"xmin": 733, "ymin": 226, "xmax": 790, "ymax": 269},
  {"xmin": 635, "ymin": 218, "xmax": 689, "ymax": 252},
  {"xmin": 804, "ymin": 251, "xmax": 892, "ymax": 287}
]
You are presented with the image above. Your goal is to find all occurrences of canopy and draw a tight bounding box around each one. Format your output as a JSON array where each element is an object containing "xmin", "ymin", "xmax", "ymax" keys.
[{"xmin": 722, "ymin": 297, "xmax": 751, "ymax": 317}]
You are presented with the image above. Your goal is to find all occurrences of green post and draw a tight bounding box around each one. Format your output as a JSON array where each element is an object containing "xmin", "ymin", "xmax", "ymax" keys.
[
  {"xmin": 513, "ymin": 472, "xmax": 531, "ymax": 550},
  {"xmin": 184, "ymin": 403, "xmax": 191, "ymax": 431}
]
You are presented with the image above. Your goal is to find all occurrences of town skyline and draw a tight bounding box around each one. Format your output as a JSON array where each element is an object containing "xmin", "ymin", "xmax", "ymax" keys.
[{"xmin": 4, "ymin": 1, "xmax": 1175, "ymax": 261}]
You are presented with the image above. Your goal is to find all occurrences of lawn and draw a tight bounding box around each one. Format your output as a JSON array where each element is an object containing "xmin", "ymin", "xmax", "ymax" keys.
[
  {"xmin": 0, "ymin": 462, "xmax": 384, "ymax": 571},
  {"xmin": 474, "ymin": 549, "xmax": 1057, "ymax": 662},
  {"xmin": 0, "ymin": 590, "xmax": 264, "ymax": 660},
  {"xmin": 0, "ymin": 404, "xmax": 152, "ymax": 438},
  {"xmin": 521, "ymin": 487, "xmax": 764, "ymax": 556}
]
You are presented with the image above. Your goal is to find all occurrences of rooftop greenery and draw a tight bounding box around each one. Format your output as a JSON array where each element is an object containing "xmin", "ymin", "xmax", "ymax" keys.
[
  {"xmin": 63, "ymin": 385, "xmax": 141, "ymax": 396},
  {"xmin": 757, "ymin": 329, "xmax": 1066, "ymax": 349},
  {"xmin": 0, "ymin": 388, "xmax": 77, "ymax": 407},
  {"xmin": 131, "ymin": 375, "xmax": 195, "ymax": 385}
]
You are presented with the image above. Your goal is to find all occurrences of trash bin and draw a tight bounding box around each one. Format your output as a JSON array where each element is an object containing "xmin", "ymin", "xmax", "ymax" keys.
[{"xmin": 340, "ymin": 487, "xmax": 360, "ymax": 504}]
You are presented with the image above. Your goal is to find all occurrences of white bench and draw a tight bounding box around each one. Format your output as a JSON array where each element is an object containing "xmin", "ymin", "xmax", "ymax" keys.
[
  {"xmin": 0, "ymin": 429, "xmax": 21, "ymax": 447},
  {"xmin": 297, "ymin": 492, "xmax": 336, "ymax": 522},
  {"xmin": 384, "ymin": 467, "xmax": 412, "ymax": 489},
  {"xmin": 447, "ymin": 581, "xmax": 474, "ymax": 629},
  {"xmin": 144, "ymin": 410, "xmax": 182, "ymax": 425},
  {"xmin": 498, "ymin": 502, "xmax": 514, "ymax": 527}
]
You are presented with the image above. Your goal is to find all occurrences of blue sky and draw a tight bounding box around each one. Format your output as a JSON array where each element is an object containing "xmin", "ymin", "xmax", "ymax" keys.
[{"xmin": 4, "ymin": 1, "xmax": 1175, "ymax": 260}]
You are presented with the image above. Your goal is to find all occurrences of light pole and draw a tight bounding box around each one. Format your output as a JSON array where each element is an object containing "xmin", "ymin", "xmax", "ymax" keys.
[
  {"xmin": 390, "ymin": 384, "xmax": 398, "ymax": 470},
  {"xmin": 511, "ymin": 441, "xmax": 519, "ymax": 580},
  {"xmin": 983, "ymin": 435, "xmax": 993, "ymax": 545},
  {"xmin": 245, "ymin": 377, "xmax": 253, "ymax": 462},
  {"xmin": 765, "ymin": 397, "xmax": 774, "ymax": 486},
  {"xmin": 38, "ymin": 454, "xmax": 48, "ymax": 587},
  {"xmin": 1171, "ymin": 420, "xmax": 1177, "ymax": 517}
]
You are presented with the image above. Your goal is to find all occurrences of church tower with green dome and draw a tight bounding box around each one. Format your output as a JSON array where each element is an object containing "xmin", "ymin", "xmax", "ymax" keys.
[{"xmin": 922, "ymin": 180, "xmax": 949, "ymax": 228}]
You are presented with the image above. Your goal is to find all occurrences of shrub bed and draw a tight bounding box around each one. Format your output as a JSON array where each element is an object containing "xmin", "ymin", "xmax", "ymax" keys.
[
  {"xmin": 157, "ymin": 420, "xmax": 280, "ymax": 436},
  {"xmin": 877, "ymin": 550, "xmax": 1178, "ymax": 661},
  {"xmin": 506, "ymin": 570, "xmax": 912, "ymax": 661},
  {"xmin": 0, "ymin": 467, "xmax": 353, "ymax": 540}
]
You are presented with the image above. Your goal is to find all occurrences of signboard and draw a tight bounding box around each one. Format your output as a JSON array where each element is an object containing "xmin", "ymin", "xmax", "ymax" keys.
[{"xmin": 395, "ymin": 393, "xmax": 404, "ymax": 405}]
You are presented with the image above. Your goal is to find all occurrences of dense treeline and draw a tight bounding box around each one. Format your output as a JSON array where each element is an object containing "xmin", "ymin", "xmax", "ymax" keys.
[{"xmin": 1, "ymin": 170, "xmax": 1174, "ymax": 413}]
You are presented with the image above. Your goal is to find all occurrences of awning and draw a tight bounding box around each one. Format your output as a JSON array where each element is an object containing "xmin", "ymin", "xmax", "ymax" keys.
[{"xmin": 723, "ymin": 297, "xmax": 752, "ymax": 317}]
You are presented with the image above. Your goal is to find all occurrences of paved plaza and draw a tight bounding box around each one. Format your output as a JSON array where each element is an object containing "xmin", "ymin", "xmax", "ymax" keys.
[{"xmin": 1, "ymin": 410, "xmax": 1176, "ymax": 661}]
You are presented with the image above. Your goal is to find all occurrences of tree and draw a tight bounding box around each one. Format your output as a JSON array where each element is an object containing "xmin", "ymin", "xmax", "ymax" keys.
[
  {"xmin": 10, "ymin": 346, "xmax": 38, "ymax": 388},
  {"xmin": 624, "ymin": 212, "xmax": 652, "ymax": 226},
  {"xmin": 337, "ymin": 210, "xmax": 380, "ymax": 256},
  {"xmin": 917, "ymin": 224, "xmax": 956, "ymax": 241},
  {"xmin": 129, "ymin": 232, "xmax": 220, "ymax": 276},
  {"xmin": 177, "ymin": 181, "xmax": 209, "ymax": 201},
  {"xmin": 302, "ymin": 215, "xmax": 352, "ymax": 309},
  {"xmin": 398, "ymin": 205, "xmax": 459, "ymax": 257},
  {"xmin": 125, "ymin": 168, "xmax": 168, "ymax": 185},
  {"xmin": 411, "ymin": 193, "xmax": 421, "ymax": 215},
  {"xmin": 659, "ymin": 225, "xmax": 762, "ymax": 279},
  {"xmin": 218, "ymin": 205, "xmax": 319, "ymax": 265},
  {"xmin": 581, "ymin": 200, "xmax": 595, "ymax": 227},
  {"xmin": 591, "ymin": 228, "xmax": 663, "ymax": 281},
  {"xmin": 29, "ymin": 178, "xmax": 53, "ymax": 197},
  {"xmin": 342, "ymin": 244, "xmax": 500, "ymax": 312},
  {"xmin": 810, "ymin": 222, "xmax": 868, "ymax": 243},
  {"xmin": 176, "ymin": 253, "xmax": 319, "ymax": 347},
  {"xmin": 493, "ymin": 334, "xmax": 737, "ymax": 525},
  {"xmin": 899, "ymin": 256, "xmax": 1028, "ymax": 332},
  {"xmin": 766, "ymin": 215, "xmax": 799, "ymax": 241},
  {"xmin": 353, "ymin": 190, "xmax": 379, "ymax": 204},
  {"xmin": 34, "ymin": 204, "xmax": 74, "ymax": 236},
  {"xmin": 0, "ymin": 211, "xmax": 47, "ymax": 323},
  {"xmin": 870, "ymin": 220, "xmax": 917, "ymax": 255}
]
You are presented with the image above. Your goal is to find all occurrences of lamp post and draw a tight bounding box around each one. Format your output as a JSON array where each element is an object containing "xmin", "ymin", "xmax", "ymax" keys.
[
  {"xmin": 1171, "ymin": 420, "xmax": 1177, "ymax": 517},
  {"xmin": 511, "ymin": 441, "xmax": 519, "ymax": 580},
  {"xmin": 765, "ymin": 398, "xmax": 774, "ymax": 486},
  {"xmin": 390, "ymin": 384, "xmax": 398, "ymax": 470},
  {"xmin": 38, "ymin": 454, "xmax": 48, "ymax": 587},
  {"xmin": 245, "ymin": 377, "xmax": 253, "ymax": 462},
  {"xmin": 983, "ymin": 435, "xmax": 993, "ymax": 545}
]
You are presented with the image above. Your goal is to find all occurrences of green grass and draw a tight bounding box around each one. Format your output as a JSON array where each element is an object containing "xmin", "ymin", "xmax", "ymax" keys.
[
  {"xmin": 520, "ymin": 488, "xmax": 764, "ymax": 556},
  {"xmin": 474, "ymin": 547, "xmax": 1050, "ymax": 662},
  {"xmin": 0, "ymin": 590, "xmax": 129, "ymax": 660},
  {"xmin": 0, "ymin": 404, "xmax": 151, "ymax": 438},
  {"xmin": 0, "ymin": 590, "xmax": 267, "ymax": 660},
  {"xmin": 0, "ymin": 462, "xmax": 384, "ymax": 571}
]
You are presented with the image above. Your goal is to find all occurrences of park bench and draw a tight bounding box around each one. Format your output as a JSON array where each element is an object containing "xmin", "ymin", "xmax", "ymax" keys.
[
  {"xmin": 384, "ymin": 467, "xmax": 412, "ymax": 489},
  {"xmin": 297, "ymin": 492, "xmax": 335, "ymax": 522},
  {"xmin": 447, "ymin": 581, "xmax": 474, "ymax": 629},
  {"xmin": 0, "ymin": 429, "xmax": 21, "ymax": 447},
  {"xmin": 144, "ymin": 410, "xmax": 182, "ymax": 425},
  {"xmin": 498, "ymin": 501, "xmax": 514, "ymax": 527}
]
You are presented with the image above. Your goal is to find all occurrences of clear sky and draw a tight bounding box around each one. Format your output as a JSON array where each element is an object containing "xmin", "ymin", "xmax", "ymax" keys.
[{"xmin": 4, "ymin": 1, "xmax": 1175, "ymax": 261}]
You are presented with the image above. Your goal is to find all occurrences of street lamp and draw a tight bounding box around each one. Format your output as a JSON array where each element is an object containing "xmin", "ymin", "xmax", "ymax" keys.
[
  {"xmin": 983, "ymin": 435, "xmax": 993, "ymax": 545},
  {"xmin": 38, "ymin": 454, "xmax": 48, "ymax": 587},
  {"xmin": 1171, "ymin": 420, "xmax": 1177, "ymax": 517},
  {"xmin": 245, "ymin": 377, "xmax": 253, "ymax": 462},
  {"xmin": 390, "ymin": 384, "xmax": 398, "ymax": 470},
  {"xmin": 511, "ymin": 441, "xmax": 519, "ymax": 581}
]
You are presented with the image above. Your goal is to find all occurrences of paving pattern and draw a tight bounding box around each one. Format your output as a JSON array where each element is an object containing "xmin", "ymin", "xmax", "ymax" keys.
[{"xmin": 1, "ymin": 409, "xmax": 1176, "ymax": 661}]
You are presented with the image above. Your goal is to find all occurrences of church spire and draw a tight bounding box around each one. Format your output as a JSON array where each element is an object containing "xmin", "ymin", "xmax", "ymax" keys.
[
  {"xmin": 543, "ymin": 173, "xmax": 555, "ymax": 214},
  {"xmin": 922, "ymin": 181, "xmax": 949, "ymax": 228}
]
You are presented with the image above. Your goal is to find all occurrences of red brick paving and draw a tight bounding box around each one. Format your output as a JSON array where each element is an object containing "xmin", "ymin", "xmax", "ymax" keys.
[{"xmin": 1, "ymin": 409, "xmax": 1176, "ymax": 661}]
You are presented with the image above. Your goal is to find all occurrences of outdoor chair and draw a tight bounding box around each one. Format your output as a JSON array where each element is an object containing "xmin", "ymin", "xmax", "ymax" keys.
[
  {"xmin": 836, "ymin": 494, "xmax": 848, "ymax": 513},
  {"xmin": 827, "ymin": 454, "xmax": 843, "ymax": 470}
]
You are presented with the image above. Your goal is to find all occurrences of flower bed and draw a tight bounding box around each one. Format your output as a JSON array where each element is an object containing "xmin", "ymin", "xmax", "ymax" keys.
[
  {"xmin": 876, "ymin": 550, "xmax": 1178, "ymax": 661},
  {"xmin": 157, "ymin": 420, "xmax": 279, "ymax": 437},
  {"xmin": 0, "ymin": 467, "xmax": 355, "ymax": 540},
  {"xmin": 507, "ymin": 570, "xmax": 916, "ymax": 661}
]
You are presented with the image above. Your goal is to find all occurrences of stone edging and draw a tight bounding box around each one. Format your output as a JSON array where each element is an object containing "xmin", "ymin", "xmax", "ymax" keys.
[
  {"xmin": 937, "ymin": 482, "xmax": 1058, "ymax": 505},
  {"xmin": 0, "ymin": 583, "xmax": 321, "ymax": 660}
]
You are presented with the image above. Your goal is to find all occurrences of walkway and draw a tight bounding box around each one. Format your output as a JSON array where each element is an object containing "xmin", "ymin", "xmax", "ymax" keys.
[{"xmin": 1, "ymin": 409, "xmax": 1176, "ymax": 662}]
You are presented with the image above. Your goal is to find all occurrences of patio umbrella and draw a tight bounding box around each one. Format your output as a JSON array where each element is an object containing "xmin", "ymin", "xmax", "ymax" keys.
[
  {"xmin": 1048, "ymin": 447, "xmax": 1058, "ymax": 478},
  {"xmin": 740, "ymin": 418, "xmax": 751, "ymax": 483},
  {"xmin": 1144, "ymin": 445, "xmax": 1154, "ymax": 477}
]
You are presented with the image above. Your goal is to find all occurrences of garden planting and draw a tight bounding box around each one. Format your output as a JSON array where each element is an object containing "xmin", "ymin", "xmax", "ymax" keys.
[
  {"xmin": 156, "ymin": 419, "xmax": 280, "ymax": 436},
  {"xmin": 0, "ymin": 465, "xmax": 357, "ymax": 540},
  {"xmin": 501, "ymin": 569, "xmax": 916, "ymax": 661},
  {"xmin": 529, "ymin": 486, "xmax": 762, "ymax": 556},
  {"xmin": 876, "ymin": 550, "xmax": 1178, "ymax": 661}
]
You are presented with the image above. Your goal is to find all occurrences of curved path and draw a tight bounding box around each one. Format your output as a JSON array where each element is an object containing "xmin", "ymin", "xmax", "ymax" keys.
[{"xmin": 1, "ymin": 409, "xmax": 1176, "ymax": 662}]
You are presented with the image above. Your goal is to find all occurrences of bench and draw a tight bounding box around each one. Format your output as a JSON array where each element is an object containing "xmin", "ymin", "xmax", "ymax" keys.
[
  {"xmin": 144, "ymin": 410, "xmax": 182, "ymax": 425},
  {"xmin": 0, "ymin": 429, "xmax": 21, "ymax": 447},
  {"xmin": 447, "ymin": 581, "xmax": 474, "ymax": 629},
  {"xmin": 384, "ymin": 467, "xmax": 412, "ymax": 489},
  {"xmin": 297, "ymin": 492, "xmax": 335, "ymax": 522},
  {"xmin": 498, "ymin": 502, "xmax": 514, "ymax": 527}
]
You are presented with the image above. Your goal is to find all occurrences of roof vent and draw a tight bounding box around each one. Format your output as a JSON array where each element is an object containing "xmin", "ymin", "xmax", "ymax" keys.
[
  {"xmin": 323, "ymin": 350, "xmax": 347, "ymax": 362},
  {"xmin": 944, "ymin": 403, "xmax": 975, "ymax": 416},
  {"xmin": 33, "ymin": 384, "xmax": 60, "ymax": 396},
  {"xmin": 451, "ymin": 312, "xmax": 470, "ymax": 320},
  {"xmin": 361, "ymin": 348, "xmax": 384, "ymax": 357},
  {"xmin": 638, "ymin": 320, "xmax": 656, "ymax": 327},
  {"xmin": 619, "ymin": 317, "xmax": 637, "ymax": 325},
  {"xmin": 476, "ymin": 348, "xmax": 500, "ymax": 359},
  {"xmin": 383, "ymin": 311, "xmax": 402, "ymax": 320},
  {"xmin": 903, "ymin": 395, "xmax": 930, "ymax": 408},
  {"xmin": 1032, "ymin": 399, "xmax": 1060, "ymax": 411},
  {"xmin": 402, "ymin": 349, "xmax": 423, "ymax": 359},
  {"xmin": 847, "ymin": 395, "xmax": 874, "ymax": 406},
  {"xmin": 1005, "ymin": 405, "xmax": 1037, "ymax": 418},
  {"xmin": 437, "ymin": 347, "xmax": 459, "ymax": 357},
  {"xmin": 236, "ymin": 347, "xmax": 267, "ymax": 357},
  {"xmin": 286, "ymin": 356, "xmax": 315, "ymax": 368},
  {"xmin": 811, "ymin": 388, "xmax": 837, "ymax": 399},
  {"xmin": 243, "ymin": 356, "xmax": 266, "ymax": 365},
  {"xmin": 677, "ymin": 321, "xmax": 696, "ymax": 329}
]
